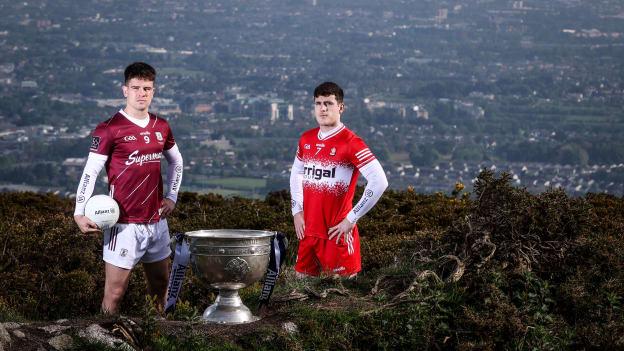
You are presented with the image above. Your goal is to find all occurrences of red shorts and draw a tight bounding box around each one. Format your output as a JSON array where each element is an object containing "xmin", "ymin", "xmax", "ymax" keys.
[{"xmin": 294, "ymin": 226, "xmax": 361, "ymax": 276}]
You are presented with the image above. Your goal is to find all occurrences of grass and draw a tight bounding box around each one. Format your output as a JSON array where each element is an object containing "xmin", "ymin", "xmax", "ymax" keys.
[
  {"xmin": 152, "ymin": 336, "xmax": 243, "ymax": 351},
  {"xmin": 183, "ymin": 176, "xmax": 267, "ymax": 198},
  {"xmin": 204, "ymin": 177, "xmax": 267, "ymax": 190},
  {"xmin": 1, "ymin": 174, "xmax": 623, "ymax": 349},
  {"xmin": 0, "ymin": 300, "xmax": 25, "ymax": 323},
  {"xmin": 185, "ymin": 175, "xmax": 267, "ymax": 190},
  {"xmin": 183, "ymin": 186, "xmax": 256, "ymax": 198}
]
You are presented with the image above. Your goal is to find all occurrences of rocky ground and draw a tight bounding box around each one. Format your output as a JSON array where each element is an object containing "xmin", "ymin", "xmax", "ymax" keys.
[
  {"xmin": 0, "ymin": 317, "xmax": 152, "ymax": 350},
  {"xmin": 0, "ymin": 313, "xmax": 299, "ymax": 351}
]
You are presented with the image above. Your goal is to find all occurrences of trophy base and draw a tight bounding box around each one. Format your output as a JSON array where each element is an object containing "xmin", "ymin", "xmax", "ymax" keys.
[{"xmin": 201, "ymin": 289, "xmax": 260, "ymax": 324}]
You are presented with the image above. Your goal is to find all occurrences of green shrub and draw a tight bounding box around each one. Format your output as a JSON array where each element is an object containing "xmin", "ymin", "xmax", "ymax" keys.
[{"xmin": 0, "ymin": 170, "xmax": 623, "ymax": 349}]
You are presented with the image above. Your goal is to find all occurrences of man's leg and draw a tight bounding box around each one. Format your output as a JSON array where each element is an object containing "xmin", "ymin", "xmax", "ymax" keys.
[
  {"xmin": 102, "ymin": 262, "xmax": 132, "ymax": 315},
  {"xmin": 143, "ymin": 258, "xmax": 170, "ymax": 313},
  {"xmin": 321, "ymin": 228, "xmax": 361, "ymax": 278},
  {"xmin": 294, "ymin": 236, "xmax": 321, "ymax": 277}
]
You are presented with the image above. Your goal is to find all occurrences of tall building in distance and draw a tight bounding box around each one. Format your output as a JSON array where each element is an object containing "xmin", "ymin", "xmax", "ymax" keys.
[
  {"xmin": 287, "ymin": 104, "xmax": 294, "ymax": 121},
  {"xmin": 436, "ymin": 8, "xmax": 448, "ymax": 24},
  {"xmin": 270, "ymin": 102, "xmax": 279, "ymax": 123}
]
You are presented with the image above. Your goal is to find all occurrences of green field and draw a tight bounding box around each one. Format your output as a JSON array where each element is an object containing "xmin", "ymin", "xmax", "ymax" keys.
[
  {"xmin": 185, "ymin": 176, "xmax": 267, "ymax": 198},
  {"xmin": 184, "ymin": 186, "xmax": 263, "ymax": 199},
  {"xmin": 203, "ymin": 177, "xmax": 266, "ymax": 190}
]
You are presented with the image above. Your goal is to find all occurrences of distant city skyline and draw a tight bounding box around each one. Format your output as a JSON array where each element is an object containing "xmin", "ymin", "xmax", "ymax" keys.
[{"xmin": 0, "ymin": 0, "xmax": 623, "ymax": 197}]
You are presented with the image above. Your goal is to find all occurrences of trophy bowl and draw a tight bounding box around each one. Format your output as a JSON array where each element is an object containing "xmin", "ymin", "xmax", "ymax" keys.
[{"xmin": 185, "ymin": 229, "xmax": 275, "ymax": 324}]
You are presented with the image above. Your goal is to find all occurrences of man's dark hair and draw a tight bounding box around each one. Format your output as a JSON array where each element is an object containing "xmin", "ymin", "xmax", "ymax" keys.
[
  {"xmin": 124, "ymin": 62, "xmax": 156, "ymax": 84},
  {"xmin": 314, "ymin": 82, "xmax": 344, "ymax": 104}
]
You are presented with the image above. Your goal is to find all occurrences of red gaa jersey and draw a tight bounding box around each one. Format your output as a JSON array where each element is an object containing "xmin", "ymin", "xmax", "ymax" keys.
[
  {"xmin": 296, "ymin": 125, "xmax": 376, "ymax": 239},
  {"xmin": 90, "ymin": 111, "xmax": 176, "ymax": 223}
]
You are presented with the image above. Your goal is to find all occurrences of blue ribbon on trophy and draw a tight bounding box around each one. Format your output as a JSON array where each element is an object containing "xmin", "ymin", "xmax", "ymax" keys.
[
  {"xmin": 165, "ymin": 233, "xmax": 190, "ymax": 314},
  {"xmin": 258, "ymin": 232, "xmax": 288, "ymax": 310}
]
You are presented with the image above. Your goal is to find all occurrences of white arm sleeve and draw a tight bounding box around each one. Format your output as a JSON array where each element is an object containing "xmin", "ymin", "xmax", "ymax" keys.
[
  {"xmin": 289, "ymin": 156, "xmax": 304, "ymax": 215},
  {"xmin": 346, "ymin": 159, "xmax": 389, "ymax": 224},
  {"xmin": 74, "ymin": 152, "xmax": 108, "ymax": 216},
  {"xmin": 163, "ymin": 144, "xmax": 183, "ymax": 203}
]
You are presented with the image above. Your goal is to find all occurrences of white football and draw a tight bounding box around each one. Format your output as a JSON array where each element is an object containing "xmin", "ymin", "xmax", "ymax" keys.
[{"xmin": 85, "ymin": 195, "xmax": 120, "ymax": 230}]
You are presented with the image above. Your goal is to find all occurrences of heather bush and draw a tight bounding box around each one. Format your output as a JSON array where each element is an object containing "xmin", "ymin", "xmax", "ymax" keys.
[{"xmin": 1, "ymin": 170, "xmax": 623, "ymax": 349}]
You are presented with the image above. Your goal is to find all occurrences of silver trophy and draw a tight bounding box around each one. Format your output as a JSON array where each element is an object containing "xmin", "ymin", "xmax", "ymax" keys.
[{"xmin": 185, "ymin": 229, "xmax": 275, "ymax": 324}]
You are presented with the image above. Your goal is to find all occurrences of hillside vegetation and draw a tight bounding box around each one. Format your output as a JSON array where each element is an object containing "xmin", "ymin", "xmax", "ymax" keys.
[{"xmin": 0, "ymin": 171, "xmax": 623, "ymax": 350}]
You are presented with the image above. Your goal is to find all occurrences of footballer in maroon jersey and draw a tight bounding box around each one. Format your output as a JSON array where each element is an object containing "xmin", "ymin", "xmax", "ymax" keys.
[
  {"xmin": 74, "ymin": 62, "xmax": 183, "ymax": 315},
  {"xmin": 90, "ymin": 111, "xmax": 176, "ymax": 223},
  {"xmin": 290, "ymin": 82, "xmax": 388, "ymax": 277}
]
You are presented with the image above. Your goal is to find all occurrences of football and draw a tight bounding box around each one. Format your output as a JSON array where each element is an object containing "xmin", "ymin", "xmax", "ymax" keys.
[{"xmin": 85, "ymin": 194, "xmax": 120, "ymax": 230}]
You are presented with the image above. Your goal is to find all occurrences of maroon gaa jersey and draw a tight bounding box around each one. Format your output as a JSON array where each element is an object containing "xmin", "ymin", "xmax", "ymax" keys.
[{"xmin": 90, "ymin": 111, "xmax": 176, "ymax": 223}]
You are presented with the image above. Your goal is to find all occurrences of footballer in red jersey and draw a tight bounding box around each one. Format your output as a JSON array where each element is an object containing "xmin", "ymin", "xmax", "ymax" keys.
[
  {"xmin": 290, "ymin": 82, "xmax": 388, "ymax": 277},
  {"xmin": 73, "ymin": 62, "xmax": 183, "ymax": 315}
]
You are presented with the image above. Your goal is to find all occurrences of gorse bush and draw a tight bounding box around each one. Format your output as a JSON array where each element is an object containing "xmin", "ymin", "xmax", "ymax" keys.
[{"xmin": 0, "ymin": 170, "xmax": 623, "ymax": 349}]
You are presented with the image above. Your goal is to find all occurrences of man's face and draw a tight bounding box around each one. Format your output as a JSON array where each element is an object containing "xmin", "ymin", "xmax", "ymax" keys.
[
  {"xmin": 122, "ymin": 78, "xmax": 154, "ymax": 113},
  {"xmin": 314, "ymin": 94, "xmax": 343, "ymax": 129}
]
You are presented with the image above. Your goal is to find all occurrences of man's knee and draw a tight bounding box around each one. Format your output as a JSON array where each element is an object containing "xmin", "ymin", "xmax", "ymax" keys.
[{"xmin": 105, "ymin": 284, "xmax": 126, "ymax": 302}]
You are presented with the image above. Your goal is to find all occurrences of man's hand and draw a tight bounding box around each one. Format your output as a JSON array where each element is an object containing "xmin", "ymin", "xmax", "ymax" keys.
[
  {"xmin": 328, "ymin": 218, "xmax": 355, "ymax": 252},
  {"xmin": 293, "ymin": 212, "xmax": 305, "ymax": 240},
  {"xmin": 160, "ymin": 198, "xmax": 176, "ymax": 217},
  {"xmin": 74, "ymin": 214, "xmax": 101, "ymax": 234}
]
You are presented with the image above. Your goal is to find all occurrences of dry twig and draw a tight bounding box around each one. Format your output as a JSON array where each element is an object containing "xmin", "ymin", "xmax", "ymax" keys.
[
  {"xmin": 305, "ymin": 286, "xmax": 348, "ymax": 299},
  {"xmin": 273, "ymin": 290, "xmax": 309, "ymax": 303},
  {"xmin": 370, "ymin": 275, "xmax": 389, "ymax": 296},
  {"xmin": 391, "ymin": 270, "xmax": 442, "ymax": 302},
  {"xmin": 439, "ymin": 255, "xmax": 465, "ymax": 283}
]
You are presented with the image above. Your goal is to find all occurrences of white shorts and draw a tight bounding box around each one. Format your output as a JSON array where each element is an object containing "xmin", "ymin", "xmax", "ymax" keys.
[{"xmin": 103, "ymin": 219, "xmax": 171, "ymax": 269}]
